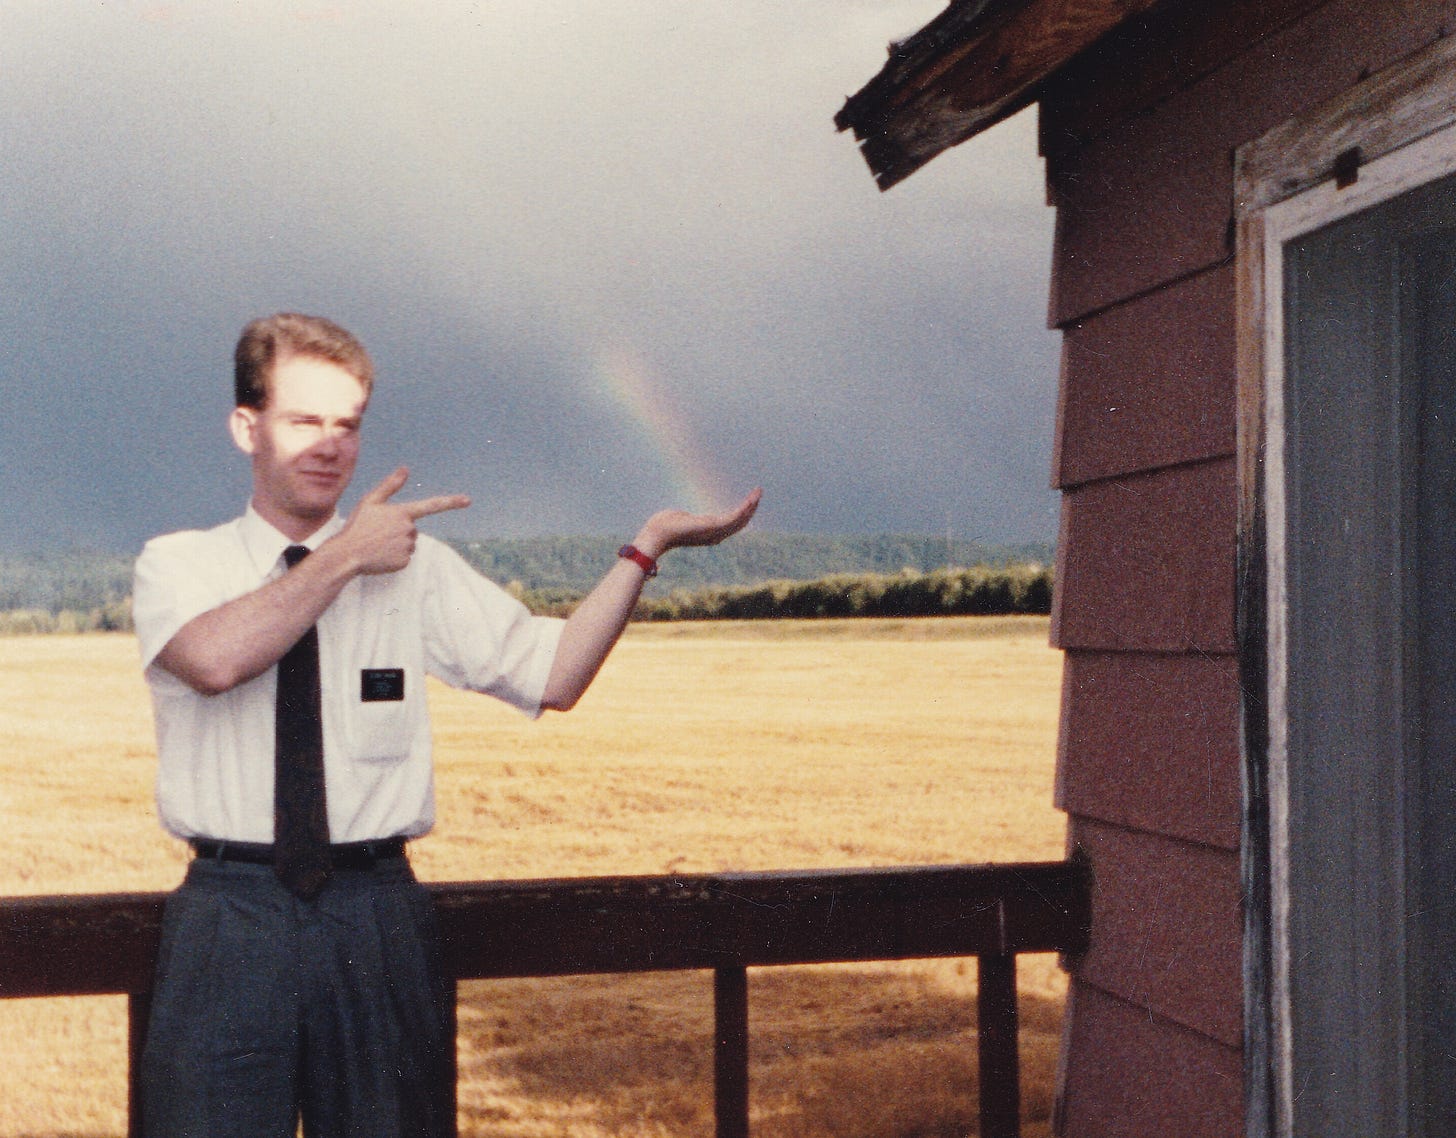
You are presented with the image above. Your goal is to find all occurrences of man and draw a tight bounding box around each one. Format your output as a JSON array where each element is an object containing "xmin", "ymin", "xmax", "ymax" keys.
[{"xmin": 132, "ymin": 312, "xmax": 760, "ymax": 1137}]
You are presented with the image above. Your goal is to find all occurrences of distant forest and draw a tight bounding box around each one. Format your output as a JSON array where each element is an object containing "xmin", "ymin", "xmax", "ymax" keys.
[
  {"xmin": 0, "ymin": 535, "xmax": 1053, "ymax": 632},
  {"xmin": 452, "ymin": 534, "xmax": 1052, "ymax": 595}
]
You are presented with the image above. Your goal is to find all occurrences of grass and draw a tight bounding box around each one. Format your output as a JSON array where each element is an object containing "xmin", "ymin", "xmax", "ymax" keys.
[{"xmin": 0, "ymin": 615, "xmax": 1066, "ymax": 1137}]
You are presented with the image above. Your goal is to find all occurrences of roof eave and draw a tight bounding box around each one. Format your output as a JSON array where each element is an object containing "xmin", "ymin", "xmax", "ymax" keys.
[{"xmin": 836, "ymin": 0, "xmax": 1163, "ymax": 190}]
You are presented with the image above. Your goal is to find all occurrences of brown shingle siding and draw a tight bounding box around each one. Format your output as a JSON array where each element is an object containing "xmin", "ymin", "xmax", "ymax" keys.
[
  {"xmin": 1069, "ymin": 817, "xmax": 1243, "ymax": 1046},
  {"xmin": 1057, "ymin": 981, "xmax": 1243, "ymax": 1138},
  {"xmin": 1045, "ymin": 86, "xmax": 1234, "ymax": 325},
  {"xmin": 1057, "ymin": 648, "xmax": 1240, "ymax": 849},
  {"xmin": 1045, "ymin": 0, "xmax": 1456, "ymax": 324},
  {"xmin": 1054, "ymin": 264, "xmax": 1235, "ymax": 488},
  {"xmin": 1052, "ymin": 457, "xmax": 1236, "ymax": 654},
  {"xmin": 1040, "ymin": 0, "xmax": 1325, "ymax": 159}
]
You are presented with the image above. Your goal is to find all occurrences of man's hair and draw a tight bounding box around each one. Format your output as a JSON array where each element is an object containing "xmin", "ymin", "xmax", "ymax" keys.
[{"xmin": 233, "ymin": 313, "xmax": 375, "ymax": 409}]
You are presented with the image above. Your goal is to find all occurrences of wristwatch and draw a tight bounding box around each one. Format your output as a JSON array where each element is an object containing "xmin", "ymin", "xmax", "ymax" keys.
[{"xmin": 617, "ymin": 544, "xmax": 659, "ymax": 578}]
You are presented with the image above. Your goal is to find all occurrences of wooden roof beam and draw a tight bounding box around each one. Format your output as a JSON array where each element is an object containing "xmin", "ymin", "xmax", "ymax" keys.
[{"xmin": 836, "ymin": 0, "xmax": 1163, "ymax": 190}]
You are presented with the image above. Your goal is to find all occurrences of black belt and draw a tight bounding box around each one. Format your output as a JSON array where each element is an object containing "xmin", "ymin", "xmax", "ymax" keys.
[{"xmin": 190, "ymin": 837, "xmax": 407, "ymax": 870}]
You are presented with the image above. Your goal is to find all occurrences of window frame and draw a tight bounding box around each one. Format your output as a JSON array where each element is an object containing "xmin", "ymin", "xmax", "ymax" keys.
[{"xmin": 1234, "ymin": 32, "xmax": 1456, "ymax": 1138}]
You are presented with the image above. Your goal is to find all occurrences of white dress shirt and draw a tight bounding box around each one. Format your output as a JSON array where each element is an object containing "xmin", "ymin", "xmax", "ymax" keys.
[{"xmin": 133, "ymin": 506, "xmax": 564, "ymax": 843}]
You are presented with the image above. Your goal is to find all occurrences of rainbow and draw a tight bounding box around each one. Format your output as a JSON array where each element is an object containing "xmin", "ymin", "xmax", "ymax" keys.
[{"xmin": 595, "ymin": 342, "xmax": 732, "ymax": 513}]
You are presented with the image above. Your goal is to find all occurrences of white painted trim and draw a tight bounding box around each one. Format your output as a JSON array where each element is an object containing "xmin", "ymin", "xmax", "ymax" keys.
[
  {"xmin": 1262, "ymin": 125, "xmax": 1456, "ymax": 246},
  {"xmin": 1257, "ymin": 216, "xmax": 1294, "ymax": 1137},
  {"xmin": 1252, "ymin": 112, "xmax": 1456, "ymax": 1138}
]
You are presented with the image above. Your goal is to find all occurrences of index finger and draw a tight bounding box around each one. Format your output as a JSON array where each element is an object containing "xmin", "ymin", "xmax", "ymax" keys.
[{"xmin": 403, "ymin": 494, "xmax": 472, "ymax": 520}]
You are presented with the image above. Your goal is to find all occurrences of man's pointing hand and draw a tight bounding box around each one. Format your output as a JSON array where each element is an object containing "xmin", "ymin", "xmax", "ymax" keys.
[
  {"xmin": 362, "ymin": 465, "xmax": 472, "ymax": 520},
  {"xmin": 336, "ymin": 466, "xmax": 471, "ymax": 575}
]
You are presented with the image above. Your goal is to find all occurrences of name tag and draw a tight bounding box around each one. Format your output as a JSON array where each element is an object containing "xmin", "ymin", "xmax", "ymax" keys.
[{"xmin": 361, "ymin": 668, "xmax": 405, "ymax": 702}]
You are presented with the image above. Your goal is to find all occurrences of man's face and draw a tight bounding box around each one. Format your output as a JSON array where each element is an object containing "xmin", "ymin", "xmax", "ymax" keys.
[{"xmin": 229, "ymin": 354, "xmax": 368, "ymax": 536}]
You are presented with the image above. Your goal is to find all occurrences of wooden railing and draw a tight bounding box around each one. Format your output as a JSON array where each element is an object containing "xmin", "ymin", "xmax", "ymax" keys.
[{"xmin": 0, "ymin": 858, "xmax": 1091, "ymax": 1138}]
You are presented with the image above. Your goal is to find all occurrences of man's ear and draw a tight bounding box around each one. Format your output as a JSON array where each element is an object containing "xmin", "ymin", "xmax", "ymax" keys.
[{"xmin": 228, "ymin": 406, "xmax": 258, "ymax": 455}]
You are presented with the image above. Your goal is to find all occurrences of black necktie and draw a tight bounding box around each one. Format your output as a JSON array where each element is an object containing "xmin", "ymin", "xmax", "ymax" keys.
[{"xmin": 274, "ymin": 544, "xmax": 331, "ymax": 898}]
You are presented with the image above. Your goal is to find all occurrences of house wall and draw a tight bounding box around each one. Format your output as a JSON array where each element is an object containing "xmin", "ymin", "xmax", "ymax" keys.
[{"xmin": 1038, "ymin": 1, "xmax": 1456, "ymax": 1134}]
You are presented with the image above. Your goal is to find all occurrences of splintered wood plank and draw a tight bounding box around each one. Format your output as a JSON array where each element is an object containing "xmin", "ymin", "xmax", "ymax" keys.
[{"xmin": 838, "ymin": 0, "xmax": 1163, "ymax": 190}]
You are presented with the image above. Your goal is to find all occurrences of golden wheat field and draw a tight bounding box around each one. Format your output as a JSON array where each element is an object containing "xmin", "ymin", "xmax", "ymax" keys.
[{"xmin": 0, "ymin": 616, "xmax": 1066, "ymax": 1138}]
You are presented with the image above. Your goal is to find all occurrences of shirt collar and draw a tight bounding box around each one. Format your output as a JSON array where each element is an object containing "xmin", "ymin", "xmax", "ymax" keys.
[{"xmin": 239, "ymin": 505, "xmax": 346, "ymax": 578}]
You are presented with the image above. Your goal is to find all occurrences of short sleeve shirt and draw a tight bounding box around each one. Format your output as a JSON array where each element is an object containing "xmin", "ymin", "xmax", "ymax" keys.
[{"xmin": 132, "ymin": 507, "xmax": 564, "ymax": 843}]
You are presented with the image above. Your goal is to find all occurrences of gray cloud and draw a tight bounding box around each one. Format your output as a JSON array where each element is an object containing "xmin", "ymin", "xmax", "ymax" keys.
[{"xmin": 0, "ymin": 2, "xmax": 1059, "ymax": 552}]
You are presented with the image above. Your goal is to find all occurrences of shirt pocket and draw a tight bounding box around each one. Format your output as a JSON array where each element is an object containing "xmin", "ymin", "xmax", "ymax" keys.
[
  {"xmin": 347, "ymin": 664, "xmax": 424, "ymax": 764},
  {"xmin": 331, "ymin": 571, "xmax": 430, "ymax": 765}
]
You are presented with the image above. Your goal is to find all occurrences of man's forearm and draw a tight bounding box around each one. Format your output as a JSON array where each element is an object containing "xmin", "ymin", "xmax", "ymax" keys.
[
  {"xmin": 155, "ymin": 541, "xmax": 360, "ymax": 695},
  {"xmin": 538, "ymin": 489, "xmax": 761, "ymax": 713},
  {"xmin": 539, "ymin": 553, "xmax": 655, "ymax": 712}
]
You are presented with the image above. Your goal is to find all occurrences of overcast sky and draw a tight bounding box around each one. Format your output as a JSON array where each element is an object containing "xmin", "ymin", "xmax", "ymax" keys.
[{"xmin": 1, "ymin": 2, "xmax": 1060, "ymax": 553}]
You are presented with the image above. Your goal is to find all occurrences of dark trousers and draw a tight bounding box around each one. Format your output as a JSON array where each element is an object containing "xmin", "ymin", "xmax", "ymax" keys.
[{"xmin": 140, "ymin": 855, "xmax": 453, "ymax": 1138}]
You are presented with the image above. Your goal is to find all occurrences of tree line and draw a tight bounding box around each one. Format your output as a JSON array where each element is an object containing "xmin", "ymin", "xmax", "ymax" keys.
[
  {"xmin": 451, "ymin": 533, "xmax": 1052, "ymax": 592},
  {"xmin": 0, "ymin": 537, "xmax": 1054, "ymax": 634},
  {"xmin": 522, "ymin": 565, "xmax": 1052, "ymax": 621}
]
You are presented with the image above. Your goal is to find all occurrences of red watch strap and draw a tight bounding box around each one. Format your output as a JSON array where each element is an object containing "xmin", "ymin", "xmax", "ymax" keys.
[{"xmin": 617, "ymin": 544, "xmax": 658, "ymax": 578}]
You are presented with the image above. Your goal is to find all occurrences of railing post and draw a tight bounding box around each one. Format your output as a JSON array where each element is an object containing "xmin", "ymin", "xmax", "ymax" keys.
[
  {"xmin": 714, "ymin": 966, "xmax": 749, "ymax": 1138},
  {"xmin": 444, "ymin": 979, "xmax": 460, "ymax": 1138},
  {"xmin": 977, "ymin": 953, "xmax": 1020, "ymax": 1138},
  {"xmin": 128, "ymin": 990, "xmax": 152, "ymax": 1138}
]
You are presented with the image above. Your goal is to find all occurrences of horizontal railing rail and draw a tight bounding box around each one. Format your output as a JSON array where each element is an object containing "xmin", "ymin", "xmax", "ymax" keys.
[{"xmin": 0, "ymin": 858, "xmax": 1091, "ymax": 1138}]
